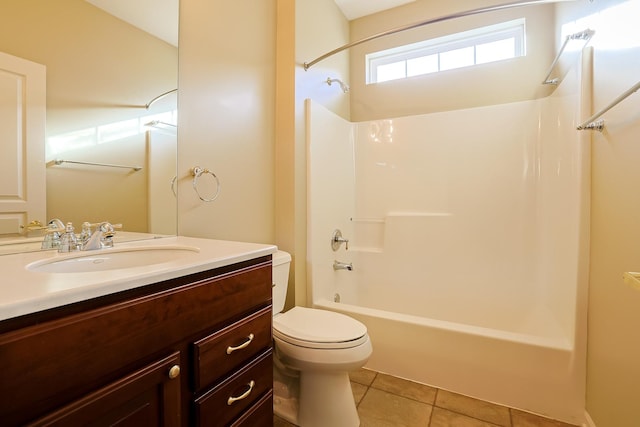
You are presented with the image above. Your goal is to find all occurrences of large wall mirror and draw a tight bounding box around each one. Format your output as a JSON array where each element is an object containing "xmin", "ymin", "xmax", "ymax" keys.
[{"xmin": 0, "ymin": 0, "xmax": 178, "ymax": 252}]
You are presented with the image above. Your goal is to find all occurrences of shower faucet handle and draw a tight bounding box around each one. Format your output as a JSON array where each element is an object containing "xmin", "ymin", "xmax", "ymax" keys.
[{"xmin": 331, "ymin": 229, "xmax": 349, "ymax": 251}]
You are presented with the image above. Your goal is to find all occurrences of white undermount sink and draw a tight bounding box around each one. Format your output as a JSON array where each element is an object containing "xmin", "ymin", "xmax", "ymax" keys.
[{"xmin": 26, "ymin": 245, "xmax": 200, "ymax": 273}]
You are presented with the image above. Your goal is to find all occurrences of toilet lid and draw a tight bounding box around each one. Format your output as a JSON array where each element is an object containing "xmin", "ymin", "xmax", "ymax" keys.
[{"xmin": 273, "ymin": 306, "xmax": 368, "ymax": 349}]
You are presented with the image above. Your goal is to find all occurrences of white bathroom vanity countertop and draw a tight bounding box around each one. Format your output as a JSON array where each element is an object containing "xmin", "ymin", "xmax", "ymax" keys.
[{"xmin": 0, "ymin": 236, "xmax": 276, "ymax": 322}]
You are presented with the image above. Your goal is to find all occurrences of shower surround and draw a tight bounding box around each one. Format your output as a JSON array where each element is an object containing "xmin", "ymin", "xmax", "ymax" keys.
[{"xmin": 306, "ymin": 53, "xmax": 591, "ymax": 424}]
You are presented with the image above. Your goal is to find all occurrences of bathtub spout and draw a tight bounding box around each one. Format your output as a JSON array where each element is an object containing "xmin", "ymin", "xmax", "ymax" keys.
[{"xmin": 333, "ymin": 260, "xmax": 353, "ymax": 271}]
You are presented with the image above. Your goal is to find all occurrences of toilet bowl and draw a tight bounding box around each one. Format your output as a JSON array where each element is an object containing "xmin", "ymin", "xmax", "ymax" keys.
[{"xmin": 272, "ymin": 251, "xmax": 372, "ymax": 427}]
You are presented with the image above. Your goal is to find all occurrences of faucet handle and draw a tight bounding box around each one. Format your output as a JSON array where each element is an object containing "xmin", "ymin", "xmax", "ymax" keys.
[
  {"xmin": 48, "ymin": 218, "xmax": 65, "ymax": 230},
  {"xmin": 100, "ymin": 223, "xmax": 116, "ymax": 247},
  {"xmin": 331, "ymin": 229, "xmax": 349, "ymax": 251},
  {"xmin": 59, "ymin": 222, "xmax": 79, "ymax": 253},
  {"xmin": 80, "ymin": 221, "xmax": 121, "ymax": 250},
  {"xmin": 77, "ymin": 222, "xmax": 93, "ymax": 245},
  {"xmin": 41, "ymin": 219, "xmax": 65, "ymax": 234},
  {"xmin": 41, "ymin": 219, "xmax": 66, "ymax": 249},
  {"xmin": 88, "ymin": 222, "xmax": 122, "ymax": 240},
  {"xmin": 94, "ymin": 222, "xmax": 119, "ymax": 248},
  {"xmin": 88, "ymin": 222, "xmax": 122, "ymax": 231}
]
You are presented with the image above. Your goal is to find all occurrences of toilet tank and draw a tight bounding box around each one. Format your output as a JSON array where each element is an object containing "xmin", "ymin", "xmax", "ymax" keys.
[{"xmin": 272, "ymin": 250, "xmax": 291, "ymax": 314}]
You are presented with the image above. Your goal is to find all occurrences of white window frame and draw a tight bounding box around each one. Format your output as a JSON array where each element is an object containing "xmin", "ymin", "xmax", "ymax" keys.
[{"xmin": 366, "ymin": 18, "xmax": 526, "ymax": 84}]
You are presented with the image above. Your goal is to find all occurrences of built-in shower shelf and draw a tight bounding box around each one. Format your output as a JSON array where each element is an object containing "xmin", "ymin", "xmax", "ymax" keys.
[
  {"xmin": 623, "ymin": 272, "xmax": 640, "ymax": 290},
  {"xmin": 350, "ymin": 246, "xmax": 384, "ymax": 254}
]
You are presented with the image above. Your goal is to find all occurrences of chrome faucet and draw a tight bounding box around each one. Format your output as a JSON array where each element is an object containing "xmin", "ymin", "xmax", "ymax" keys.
[
  {"xmin": 81, "ymin": 222, "xmax": 116, "ymax": 251},
  {"xmin": 333, "ymin": 260, "xmax": 353, "ymax": 271},
  {"xmin": 41, "ymin": 218, "xmax": 66, "ymax": 249}
]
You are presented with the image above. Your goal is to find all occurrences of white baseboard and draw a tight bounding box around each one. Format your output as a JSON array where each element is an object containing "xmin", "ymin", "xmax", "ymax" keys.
[{"xmin": 584, "ymin": 411, "xmax": 597, "ymax": 427}]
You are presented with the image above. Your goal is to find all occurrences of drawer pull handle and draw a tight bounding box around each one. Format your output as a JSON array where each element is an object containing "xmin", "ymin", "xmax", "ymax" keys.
[
  {"xmin": 226, "ymin": 333, "xmax": 254, "ymax": 355},
  {"xmin": 168, "ymin": 365, "xmax": 180, "ymax": 380},
  {"xmin": 227, "ymin": 380, "xmax": 255, "ymax": 405}
]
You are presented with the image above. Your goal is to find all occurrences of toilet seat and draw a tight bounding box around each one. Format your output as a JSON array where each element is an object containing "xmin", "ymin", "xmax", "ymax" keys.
[{"xmin": 273, "ymin": 306, "xmax": 368, "ymax": 350}]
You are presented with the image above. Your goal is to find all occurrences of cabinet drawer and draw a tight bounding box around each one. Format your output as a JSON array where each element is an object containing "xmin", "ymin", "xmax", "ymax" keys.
[
  {"xmin": 230, "ymin": 391, "xmax": 273, "ymax": 427},
  {"xmin": 193, "ymin": 305, "xmax": 272, "ymax": 392},
  {"xmin": 194, "ymin": 349, "xmax": 273, "ymax": 426}
]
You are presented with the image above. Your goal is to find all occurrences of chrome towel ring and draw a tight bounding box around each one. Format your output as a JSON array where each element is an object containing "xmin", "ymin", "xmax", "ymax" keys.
[
  {"xmin": 191, "ymin": 166, "xmax": 221, "ymax": 202},
  {"xmin": 170, "ymin": 176, "xmax": 177, "ymax": 198}
]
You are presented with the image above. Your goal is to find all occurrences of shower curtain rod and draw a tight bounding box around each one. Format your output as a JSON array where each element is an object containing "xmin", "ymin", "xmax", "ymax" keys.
[
  {"xmin": 542, "ymin": 28, "xmax": 594, "ymax": 85},
  {"xmin": 577, "ymin": 80, "xmax": 640, "ymax": 131},
  {"xmin": 145, "ymin": 88, "xmax": 178, "ymax": 109},
  {"xmin": 303, "ymin": 0, "xmax": 578, "ymax": 71}
]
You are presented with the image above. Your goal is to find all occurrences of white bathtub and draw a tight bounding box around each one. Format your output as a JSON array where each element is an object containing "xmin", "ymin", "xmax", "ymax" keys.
[
  {"xmin": 314, "ymin": 297, "xmax": 582, "ymax": 423},
  {"xmin": 306, "ymin": 50, "xmax": 591, "ymax": 425}
]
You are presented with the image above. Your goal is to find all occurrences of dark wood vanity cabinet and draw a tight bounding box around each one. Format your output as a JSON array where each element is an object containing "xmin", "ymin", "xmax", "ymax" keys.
[{"xmin": 0, "ymin": 256, "xmax": 274, "ymax": 427}]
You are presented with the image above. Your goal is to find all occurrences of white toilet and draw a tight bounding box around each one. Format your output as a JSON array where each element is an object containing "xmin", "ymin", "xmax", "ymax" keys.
[{"xmin": 272, "ymin": 250, "xmax": 372, "ymax": 427}]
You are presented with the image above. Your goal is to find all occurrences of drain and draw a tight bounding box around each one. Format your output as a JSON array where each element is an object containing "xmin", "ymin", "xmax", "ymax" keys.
[{"xmin": 334, "ymin": 293, "xmax": 341, "ymax": 303}]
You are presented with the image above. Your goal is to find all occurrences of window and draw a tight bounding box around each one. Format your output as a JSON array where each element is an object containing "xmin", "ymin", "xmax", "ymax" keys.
[
  {"xmin": 367, "ymin": 19, "xmax": 525, "ymax": 84},
  {"xmin": 47, "ymin": 110, "xmax": 177, "ymax": 156}
]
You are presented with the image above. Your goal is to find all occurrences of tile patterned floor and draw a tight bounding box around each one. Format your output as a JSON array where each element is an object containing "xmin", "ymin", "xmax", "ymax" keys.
[{"xmin": 273, "ymin": 368, "xmax": 579, "ymax": 427}]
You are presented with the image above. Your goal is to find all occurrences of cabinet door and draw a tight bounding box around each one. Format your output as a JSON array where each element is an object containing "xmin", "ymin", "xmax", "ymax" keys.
[{"xmin": 28, "ymin": 352, "xmax": 181, "ymax": 427}]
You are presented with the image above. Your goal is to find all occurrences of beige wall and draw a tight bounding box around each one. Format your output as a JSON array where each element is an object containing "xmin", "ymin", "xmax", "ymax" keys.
[
  {"xmin": 0, "ymin": 0, "xmax": 178, "ymax": 232},
  {"xmin": 555, "ymin": 2, "xmax": 640, "ymax": 426},
  {"xmin": 275, "ymin": 0, "xmax": 297, "ymax": 309},
  {"xmin": 296, "ymin": 0, "xmax": 351, "ymax": 121},
  {"xmin": 0, "ymin": 0, "xmax": 178, "ymax": 136},
  {"xmin": 293, "ymin": 0, "xmax": 350, "ymax": 307},
  {"xmin": 349, "ymin": 0, "xmax": 556, "ymax": 121},
  {"xmin": 46, "ymin": 136, "xmax": 149, "ymax": 231},
  {"xmin": 273, "ymin": 0, "xmax": 351, "ymax": 309},
  {"xmin": 177, "ymin": 0, "xmax": 276, "ymax": 244}
]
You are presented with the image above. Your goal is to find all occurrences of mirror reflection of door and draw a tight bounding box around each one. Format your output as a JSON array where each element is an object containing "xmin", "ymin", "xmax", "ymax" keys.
[
  {"xmin": 0, "ymin": 51, "xmax": 46, "ymax": 236},
  {"xmin": 0, "ymin": 1, "xmax": 178, "ymax": 239}
]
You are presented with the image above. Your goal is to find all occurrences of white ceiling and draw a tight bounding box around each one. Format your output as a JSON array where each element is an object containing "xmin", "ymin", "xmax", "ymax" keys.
[
  {"xmin": 334, "ymin": 0, "xmax": 417, "ymax": 20},
  {"xmin": 85, "ymin": 0, "xmax": 179, "ymax": 46},
  {"xmin": 84, "ymin": 0, "xmax": 413, "ymax": 47}
]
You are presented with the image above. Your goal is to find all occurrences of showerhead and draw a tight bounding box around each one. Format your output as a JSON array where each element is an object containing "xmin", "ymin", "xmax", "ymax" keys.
[{"xmin": 326, "ymin": 77, "xmax": 350, "ymax": 93}]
